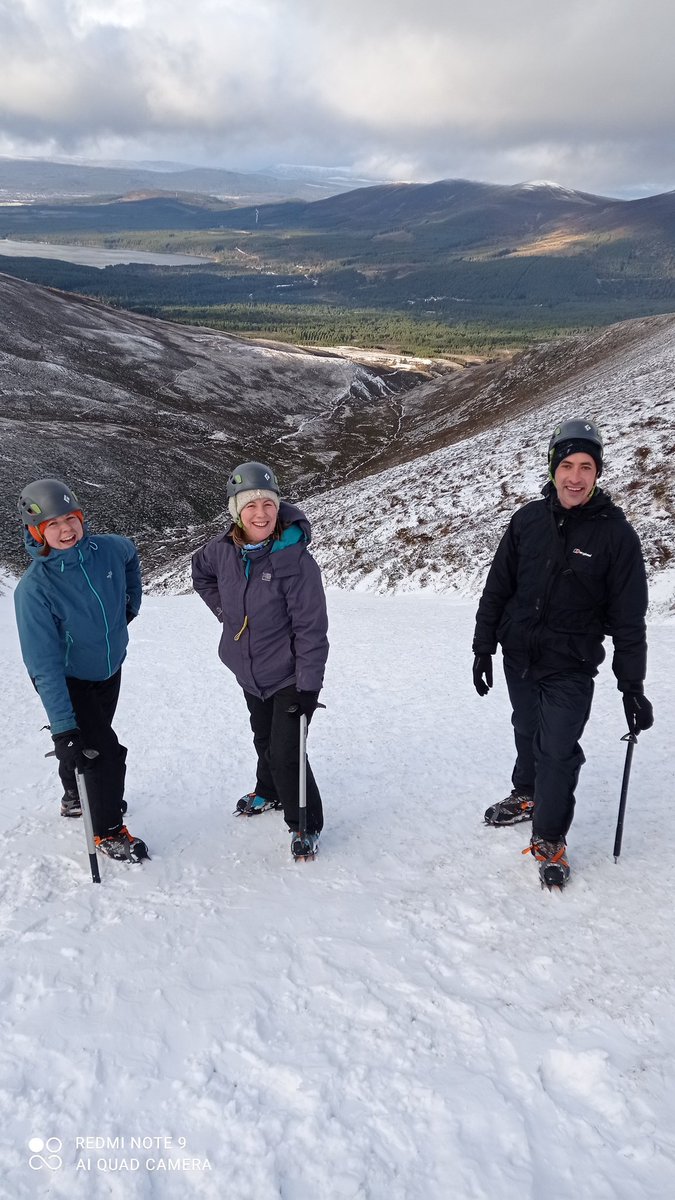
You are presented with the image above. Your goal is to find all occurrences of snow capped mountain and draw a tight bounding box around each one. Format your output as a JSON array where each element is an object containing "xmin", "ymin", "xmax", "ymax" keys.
[
  {"xmin": 520, "ymin": 179, "xmax": 569, "ymax": 189},
  {"xmin": 516, "ymin": 180, "xmax": 604, "ymax": 203}
]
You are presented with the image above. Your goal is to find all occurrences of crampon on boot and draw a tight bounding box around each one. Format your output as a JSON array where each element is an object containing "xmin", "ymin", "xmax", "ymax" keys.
[
  {"xmin": 61, "ymin": 790, "xmax": 82, "ymax": 818},
  {"xmin": 95, "ymin": 826, "xmax": 150, "ymax": 863},
  {"xmin": 484, "ymin": 791, "xmax": 534, "ymax": 827},
  {"xmin": 290, "ymin": 830, "xmax": 320, "ymax": 861},
  {"xmin": 523, "ymin": 836, "xmax": 570, "ymax": 890},
  {"xmin": 233, "ymin": 792, "xmax": 281, "ymax": 816}
]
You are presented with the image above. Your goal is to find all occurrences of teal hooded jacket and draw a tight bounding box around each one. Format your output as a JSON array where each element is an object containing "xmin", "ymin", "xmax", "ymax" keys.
[{"xmin": 14, "ymin": 529, "xmax": 142, "ymax": 734}]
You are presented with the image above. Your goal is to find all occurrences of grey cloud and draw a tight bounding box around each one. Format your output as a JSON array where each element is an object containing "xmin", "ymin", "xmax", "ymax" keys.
[{"xmin": 0, "ymin": 0, "xmax": 674, "ymax": 195}]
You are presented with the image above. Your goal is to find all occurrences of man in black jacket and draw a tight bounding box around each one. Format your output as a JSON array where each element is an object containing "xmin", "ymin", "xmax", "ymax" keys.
[{"xmin": 472, "ymin": 418, "xmax": 653, "ymax": 886}]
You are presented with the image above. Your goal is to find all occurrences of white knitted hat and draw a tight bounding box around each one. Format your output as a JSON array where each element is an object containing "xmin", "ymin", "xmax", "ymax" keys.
[{"xmin": 228, "ymin": 488, "xmax": 280, "ymax": 525}]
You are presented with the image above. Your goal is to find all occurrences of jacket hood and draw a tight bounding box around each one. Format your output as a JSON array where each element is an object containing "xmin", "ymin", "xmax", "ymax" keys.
[
  {"xmin": 22, "ymin": 523, "xmax": 93, "ymax": 564},
  {"xmin": 279, "ymin": 500, "xmax": 312, "ymax": 542}
]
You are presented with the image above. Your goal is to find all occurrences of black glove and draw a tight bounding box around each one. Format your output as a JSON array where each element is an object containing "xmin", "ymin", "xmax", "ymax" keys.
[
  {"xmin": 52, "ymin": 728, "xmax": 88, "ymax": 772},
  {"xmin": 286, "ymin": 688, "xmax": 320, "ymax": 719},
  {"xmin": 622, "ymin": 692, "xmax": 654, "ymax": 733},
  {"xmin": 472, "ymin": 654, "xmax": 493, "ymax": 697}
]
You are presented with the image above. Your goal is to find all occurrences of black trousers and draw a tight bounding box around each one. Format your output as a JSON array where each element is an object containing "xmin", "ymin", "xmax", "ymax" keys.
[
  {"xmin": 60, "ymin": 671, "xmax": 128, "ymax": 838},
  {"xmin": 504, "ymin": 665, "xmax": 594, "ymax": 841},
  {"xmin": 243, "ymin": 686, "xmax": 323, "ymax": 834}
]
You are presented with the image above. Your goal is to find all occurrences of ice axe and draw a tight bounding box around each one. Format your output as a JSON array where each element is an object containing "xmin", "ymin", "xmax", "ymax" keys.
[
  {"xmin": 46, "ymin": 746, "xmax": 101, "ymax": 883},
  {"xmin": 286, "ymin": 700, "xmax": 325, "ymax": 859},
  {"xmin": 298, "ymin": 712, "xmax": 308, "ymax": 844},
  {"xmin": 613, "ymin": 731, "xmax": 638, "ymax": 863},
  {"xmin": 76, "ymin": 751, "xmax": 101, "ymax": 883}
]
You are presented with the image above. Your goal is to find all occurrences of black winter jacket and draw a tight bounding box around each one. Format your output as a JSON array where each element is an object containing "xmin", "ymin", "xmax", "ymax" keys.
[{"xmin": 472, "ymin": 485, "xmax": 648, "ymax": 686}]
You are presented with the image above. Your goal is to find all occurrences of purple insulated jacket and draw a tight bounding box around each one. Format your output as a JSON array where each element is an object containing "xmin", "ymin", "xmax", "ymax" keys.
[{"xmin": 191, "ymin": 502, "xmax": 329, "ymax": 699}]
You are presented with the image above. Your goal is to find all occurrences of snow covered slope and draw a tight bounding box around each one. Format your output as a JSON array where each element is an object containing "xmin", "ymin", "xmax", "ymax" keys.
[
  {"xmin": 152, "ymin": 315, "xmax": 675, "ymax": 614},
  {"xmin": 1, "ymin": 581, "xmax": 674, "ymax": 1199},
  {"xmin": 307, "ymin": 316, "xmax": 675, "ymax": 612}
]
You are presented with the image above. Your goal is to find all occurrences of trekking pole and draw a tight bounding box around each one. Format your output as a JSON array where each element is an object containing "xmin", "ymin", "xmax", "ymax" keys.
[
  {"xmin": 76, "ymin": 751, "xmax": 101, "ymax": 884},
  {"xmin": 298, "ymin": 713, "xmax": 308, "ymax": 842},
  {"xmin": 613, "ymin": 731, "xmax": 638, "ymax": 863}
]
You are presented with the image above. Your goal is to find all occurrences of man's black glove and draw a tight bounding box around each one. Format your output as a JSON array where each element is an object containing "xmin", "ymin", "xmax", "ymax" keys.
[
  {"xmin": 286, "ymin": 688, "xmax": 320, "ymax": 719},
  {"xmin": 622, "ymin": 691, "xmax": 654, "ymax": 734},
  {"xmin": 472, "ymin": 654, "xmax": 493, "ymax": 697},
  {"xmin": 52, "ymin": 728, "xmax": 88, "ymax": 771}
]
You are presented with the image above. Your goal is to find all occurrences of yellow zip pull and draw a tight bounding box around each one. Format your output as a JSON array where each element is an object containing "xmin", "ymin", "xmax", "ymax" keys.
[{"xmin": 234, "ymin": 615, "xmax": 249, "ymax": 641}]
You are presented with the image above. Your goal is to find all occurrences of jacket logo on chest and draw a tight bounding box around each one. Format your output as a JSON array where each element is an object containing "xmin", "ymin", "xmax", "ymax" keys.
[
  {"xmin": 572, "ymin": 548, "xmax": 592, "ymax": 558},
  {"xmin": 262, "ymin": 571, "xmax": 272, "ymax": 581}
]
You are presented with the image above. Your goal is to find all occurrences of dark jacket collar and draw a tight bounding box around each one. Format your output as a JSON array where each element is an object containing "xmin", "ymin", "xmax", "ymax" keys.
[{"xmin": 543, "ymin": 481, "xmax": 616, "ymax": 519}]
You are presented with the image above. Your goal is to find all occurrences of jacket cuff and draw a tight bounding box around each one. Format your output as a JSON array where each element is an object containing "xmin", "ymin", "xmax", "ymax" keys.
[{"xmin": 617, "ymin": 680, "xmax": 644, "ymax": 694}]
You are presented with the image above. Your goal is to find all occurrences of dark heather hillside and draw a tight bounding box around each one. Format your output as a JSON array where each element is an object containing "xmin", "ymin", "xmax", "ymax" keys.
[
  {"xmin": 0, "ymin": 272, "xmax": 431, "ymax": 572},
  {"xmin": 161, "ymin": 179, "xmax": 618, "ymax": 236}
]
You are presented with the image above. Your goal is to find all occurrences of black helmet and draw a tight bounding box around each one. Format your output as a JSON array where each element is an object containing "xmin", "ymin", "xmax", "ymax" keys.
[
  {"xmin": 226, "ymin": 462, "xmax": 280, "ymax": 498},
  {"xmin": 548, "ymin": 418, "xmax": 603, "ymax": 476},
  {"xmin": 18, "ymin": 478, "xmax": 81, "ymax": 528}
]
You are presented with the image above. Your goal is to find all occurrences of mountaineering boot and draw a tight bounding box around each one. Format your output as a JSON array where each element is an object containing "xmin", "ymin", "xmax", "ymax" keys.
[
  {"xmin": 61, "ymin": 786, "xmax": 126, "ymax": 817},
  {"xmin": 484, "ymin": 790, "xmax": 534, "ymax": 827},
  {"xmin": 290, "ymin": 830, "xmax": 320, "ymax": 861},
  {"xmin": 61, "ymin": 789, "xmax": 82, "ymax": 818},
  {"xmin": 234, "ymin": 792, "xmax": 280, "ymax": 816},
  {"xmin": 524, "ymin": 835, "xmax": 570, "ymax": 890},
  {"xmin": 95, "ymin": 826, "xmax": 150, "ymax": 863}
]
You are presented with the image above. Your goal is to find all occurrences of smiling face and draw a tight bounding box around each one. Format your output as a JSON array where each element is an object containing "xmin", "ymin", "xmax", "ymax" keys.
[
  {"xmin": 553, "ymin": 452, "xmax": 598, "ymax": 509},
  {"xmin": 239, "ymin": 498, "xmax": 279, "ymax": 543},
  {"xmin": 41, "ymin": 512, "xmax": 84, "ymax": 550}
]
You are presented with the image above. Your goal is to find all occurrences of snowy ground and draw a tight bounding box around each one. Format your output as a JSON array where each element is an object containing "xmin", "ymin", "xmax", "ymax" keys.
[{"xmin": 1, "ymin": 583, "xmax": 674, "ymax": 1200}]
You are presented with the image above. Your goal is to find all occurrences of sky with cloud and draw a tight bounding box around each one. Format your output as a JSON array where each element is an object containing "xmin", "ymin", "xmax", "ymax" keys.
[{"xmin": 1, "ymin": 0, "xmax": 673, "ymax": 196}]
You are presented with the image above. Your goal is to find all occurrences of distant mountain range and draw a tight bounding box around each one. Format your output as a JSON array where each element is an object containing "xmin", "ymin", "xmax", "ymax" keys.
[
  {"xmin": 1, "ymin": 177, "xmax": 674, "ymax": 342},
  {"xmin": 0, "ymin": 156, "xmax": 373, "ymax": 205},
  {"xmin": 206, "ymin": 177, "xmax": 675, "ymax": 260}
]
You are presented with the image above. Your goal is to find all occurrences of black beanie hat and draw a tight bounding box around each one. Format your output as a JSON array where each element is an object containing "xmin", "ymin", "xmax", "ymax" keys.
[{"xmin": 550, "ymin": 438, "xmax": 603, "ymax": 477}]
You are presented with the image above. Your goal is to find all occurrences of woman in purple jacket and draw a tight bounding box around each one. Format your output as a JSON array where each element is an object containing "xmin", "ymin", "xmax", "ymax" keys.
[{"xmin": 191, "ymin": 462, "xmax": 329, "ymax": 859}]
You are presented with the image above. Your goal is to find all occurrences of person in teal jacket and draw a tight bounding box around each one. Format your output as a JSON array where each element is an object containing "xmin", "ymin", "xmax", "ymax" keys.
[{"xmin": 14, "ymin": 478, "xmax": 149, "ymax": 863}]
